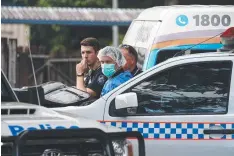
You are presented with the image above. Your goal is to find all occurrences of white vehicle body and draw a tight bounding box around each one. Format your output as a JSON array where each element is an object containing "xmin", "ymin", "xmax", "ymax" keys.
[
  {"xmin": 1, "ymin": 72, "xmax": 137, "ymax": 156},
  {"xmin": 122, "ymin": 5, "xmax": 234, "ymax": 70},
  {"xmin": 54, "ymin": 52, "xmax": 234, "ymax": 156},
  {"xmin": 1, "ymin": 102, "xmax": 121, "ymax": 137},
  {"xmin": 1, "ymin": 71, "xmax": 120, "ymax": 137}
]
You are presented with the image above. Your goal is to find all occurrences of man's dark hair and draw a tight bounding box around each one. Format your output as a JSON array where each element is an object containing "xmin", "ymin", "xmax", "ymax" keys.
[
  {"xmin": 119, "ymin": 44, "xmax": 138, "ymax": 61},
  {"xmin": 80, "ymin": 37, "xmax": 100, "ymax": 52}
]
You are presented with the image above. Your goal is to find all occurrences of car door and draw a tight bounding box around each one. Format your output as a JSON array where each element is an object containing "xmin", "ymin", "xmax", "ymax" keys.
[{"xmin": 103, "ymin": 58, "xmax": 234, "ymax": 156}]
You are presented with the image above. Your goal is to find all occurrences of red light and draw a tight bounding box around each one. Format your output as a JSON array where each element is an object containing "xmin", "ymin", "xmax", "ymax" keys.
[{"xmin": 220, "ymin": 27, "xmax": 234, "ymax": 38}]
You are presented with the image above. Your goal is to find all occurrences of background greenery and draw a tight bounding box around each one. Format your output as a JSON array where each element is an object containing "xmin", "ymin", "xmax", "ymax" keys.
[{"xmin": 2, "ymin": 0, "xmax": 233, "ymax": 57}]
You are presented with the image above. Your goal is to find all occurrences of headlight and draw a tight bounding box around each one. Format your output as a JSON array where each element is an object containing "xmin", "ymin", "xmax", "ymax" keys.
[{"xmin": 112, "ymin": 140, "xmax": 133, "ymax": 156}]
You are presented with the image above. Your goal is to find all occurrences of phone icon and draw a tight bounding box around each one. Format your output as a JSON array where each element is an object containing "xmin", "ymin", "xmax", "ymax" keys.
[{"xmin": 176, "ymin": 15, "xmax": 188, "ymax": 26}]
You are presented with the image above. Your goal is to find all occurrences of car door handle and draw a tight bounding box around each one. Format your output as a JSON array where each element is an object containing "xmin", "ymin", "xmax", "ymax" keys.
[{"xmin": 204, "ymin": 129, "xmax": 234, "ymax": 135}]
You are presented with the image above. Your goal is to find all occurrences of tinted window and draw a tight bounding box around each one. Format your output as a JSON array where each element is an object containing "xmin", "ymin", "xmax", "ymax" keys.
[
  {"xmin": 156, "ymin": 50, "xmax": 181, "ymax": 64},
  {"xmin": 131, "ymin": 61, "xmax": 232, "ymax": 115},
  {"xmin": 156, "ymin": 49, "xmax": 217, "ymax": 64}
]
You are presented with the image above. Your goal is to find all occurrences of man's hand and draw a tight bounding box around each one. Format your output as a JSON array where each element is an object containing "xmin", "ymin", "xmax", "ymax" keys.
[
  {"xmin": 76, "ymin": 59, "xmax": 97, "ymax": 97},
  {"xmin": 76, "ymin": 59, "xmax": 88, "ymax": 74}
]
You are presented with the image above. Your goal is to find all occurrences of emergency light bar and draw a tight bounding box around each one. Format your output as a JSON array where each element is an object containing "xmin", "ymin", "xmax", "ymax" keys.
[
  {"xmin": 220, "ymin": 27, "xmax": 234, "ymax": 46},
  {"xmin": 220, "ymin": 27, "xmax": 234, "ymax": 38}
]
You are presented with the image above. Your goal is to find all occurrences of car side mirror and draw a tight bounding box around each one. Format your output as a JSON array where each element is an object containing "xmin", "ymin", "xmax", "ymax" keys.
[{"xmin": 114, "ymin": 93, "xmax": 138, "ymax": 116}]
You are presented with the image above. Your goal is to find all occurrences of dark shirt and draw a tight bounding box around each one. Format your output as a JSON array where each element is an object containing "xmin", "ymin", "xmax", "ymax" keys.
[
  {"xmin": 131, "ymin": 66, "xmax": 142, "ymax": 77},
  {"xmin": 84, "ymin": 66, "xmax": 107, "ymax": 98}
]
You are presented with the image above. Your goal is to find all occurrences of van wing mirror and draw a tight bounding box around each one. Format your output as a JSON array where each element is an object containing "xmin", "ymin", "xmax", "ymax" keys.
[{"xmin": 115, "ymin": 92, "xmax": 138, "ymax": 110}]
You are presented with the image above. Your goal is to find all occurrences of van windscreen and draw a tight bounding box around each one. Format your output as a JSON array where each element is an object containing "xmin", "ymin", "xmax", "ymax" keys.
[
  {"xmin": 123, "ymin": 21, "xmax": 161, "ymax": 49},
  {"xmin": 123, "ymin": 20, "xmax": 161, "ymax": 69},
  {"xmin": 134, "ymin": 47, "xmax": 147, "ymax": 69},
  {"xmin": 156, "ymin": 49, "xmax": 217, "ymax": 64}
]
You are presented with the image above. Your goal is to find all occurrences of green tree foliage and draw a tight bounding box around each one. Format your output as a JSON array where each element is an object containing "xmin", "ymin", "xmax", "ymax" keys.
[
  {"xmin": 36, "ymin": 0, "xmax": 108, "ymax": 8},
  {"xmin": 2, "ymin": 0, "xmax": 166, "ymax": 56},
  {"xmin": 1, "ymin": 0, "xmax": 166, "ymax": 56},
  {"xmin": 3, "ymin": 0, "xmax": 111, "ymax": 56},
  {"xmin": 2, "ymin": 0, "xmax": 108, "ymax": 7}
]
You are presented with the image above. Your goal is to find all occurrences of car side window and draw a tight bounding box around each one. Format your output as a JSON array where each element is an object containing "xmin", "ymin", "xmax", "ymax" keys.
[{"xmin": 130, "ymin": 61, "xmax": 232, "ymax": 115}]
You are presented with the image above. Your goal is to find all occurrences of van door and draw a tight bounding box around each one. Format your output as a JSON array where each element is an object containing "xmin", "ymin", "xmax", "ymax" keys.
[{"xmin": 103, "ymin": 59, "xmax": 234, "ymax": 156}]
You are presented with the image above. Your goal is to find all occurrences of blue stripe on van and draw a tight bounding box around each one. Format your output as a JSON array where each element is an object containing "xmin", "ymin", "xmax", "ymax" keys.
[{"xmin": 143, "ymin": 43, "xmax": 223, "ymax": 71}]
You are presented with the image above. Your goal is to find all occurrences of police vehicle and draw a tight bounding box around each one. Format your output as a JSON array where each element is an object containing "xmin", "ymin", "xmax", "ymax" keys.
[
  {"xmin": 13, "ymin": 28, "xmax": 234, "ymax": 156},
  {"xmin": 1, "ymin": 71, "xmax": 145, "ymax": 156},
  {"xmin": 19, "ymin": 50, "xmax": 234, "ymax": 155},
  {"xmin": 52, "ymin": 52, "xmax": 234, "ymax": 156}
]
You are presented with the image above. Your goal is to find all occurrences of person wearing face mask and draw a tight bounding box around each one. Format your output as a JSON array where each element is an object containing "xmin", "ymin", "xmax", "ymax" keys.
[{"xmin": 98, "ymin": 46, "xmax": 133, "ymax": 96}]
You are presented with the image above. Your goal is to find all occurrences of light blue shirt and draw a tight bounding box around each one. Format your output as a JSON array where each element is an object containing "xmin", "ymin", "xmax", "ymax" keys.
[{"xmin": 101, "ymin": 71, "xmax": 132, "ymax": 96}]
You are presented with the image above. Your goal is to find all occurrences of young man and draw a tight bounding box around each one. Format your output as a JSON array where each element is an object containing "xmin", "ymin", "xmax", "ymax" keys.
[
  {"xmin": 119, "ymin": 44, "xmax": 142, "ymax": 77},
  {"xmin": 76, "ymin": 37, "xmax": 107, "ymax": 98},
  {"xmin": 98, "ymin": 46, "xmax": 132, "ymax": 96}
]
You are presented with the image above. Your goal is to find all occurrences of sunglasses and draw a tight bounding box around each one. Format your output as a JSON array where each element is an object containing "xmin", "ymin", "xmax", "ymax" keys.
[
  {"xmin": 119, "ymin": 44, "xmax": 130, "ymax": 49},
  {"xmin": 119, "ymin": 44, "xmax": 138, "ymax": 61}
]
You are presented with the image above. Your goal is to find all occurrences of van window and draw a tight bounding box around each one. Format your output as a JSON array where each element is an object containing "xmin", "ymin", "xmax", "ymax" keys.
[
  {"xmin": 123, "ymin": 21, "xmax": 142, "ymax": 46},
  {"xmin": 135, "ymin": 47, "xmax": 147, "ymax": 69},
  {"xmin": 128, "ymin": 61, "xmax": 232, "ymax": 115},
  {"xmin": 123, "ymin": 21, "xmax": 160, "ymax": 48},
  {"xmin": 156, "ymin": 49, "xmax": 218, "ymax": 64},
  {"xmin": 123, "ymin": 21, "xmax": 161, "ymax": 69}
]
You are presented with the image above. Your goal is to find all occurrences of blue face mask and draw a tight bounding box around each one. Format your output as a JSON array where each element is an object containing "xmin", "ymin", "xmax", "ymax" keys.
[{"xmin": 101, "ymin": 64, "xmax": 116, "ymax": 78}]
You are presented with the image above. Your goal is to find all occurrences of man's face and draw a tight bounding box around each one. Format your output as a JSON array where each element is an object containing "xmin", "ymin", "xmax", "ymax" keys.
[
  {"xmin": 121, "ymin": 48, "xmax": 135, "ymax": 70},
  {"xmin": 81, "ymin": 45, "xmax": 98, "ymax": 66}
]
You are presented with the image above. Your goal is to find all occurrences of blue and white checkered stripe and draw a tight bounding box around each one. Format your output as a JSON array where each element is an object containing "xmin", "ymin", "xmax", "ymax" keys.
[{"xmin": 101, "ymin": 121, "xmax": 234, "ymax": 140}]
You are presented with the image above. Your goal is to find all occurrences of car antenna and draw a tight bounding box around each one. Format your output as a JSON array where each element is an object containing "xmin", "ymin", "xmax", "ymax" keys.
[
  {"xmin": 173, "ymin": 31, "xmax": 223, "ymax": 57},
  {"xmin": 26, "ymin": 29, "xmax": 41, "ymax": 106}
]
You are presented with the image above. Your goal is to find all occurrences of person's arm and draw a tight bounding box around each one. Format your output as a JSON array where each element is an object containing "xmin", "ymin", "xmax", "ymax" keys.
[
  {"xmin": 87, "ymin": 73, "xmax": 107, "ymax": 97},
  {"xmin": 76, "ymin": 75, "xmax": 97, "ymax": 97},
  {"xmin": 76, "ymin": 74, "xmax": 86, "ymax": 91},
  {"xmin": 76, "ymin": 61, "xmax": 97, "ymax": 97}
]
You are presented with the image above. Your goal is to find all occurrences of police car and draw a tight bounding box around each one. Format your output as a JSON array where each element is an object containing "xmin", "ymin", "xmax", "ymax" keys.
[
  {"xmin": 51, "ymin": 50, "xmax": 234, "ymax": 156},
  {"xmin": 1, "ymin": 72, "xmax": 145, "ymax": 156},
  {"xmin": 13, "ymin": 27, "xmax": 234, "ymax": 156},
  {"xmin": 12, "ymin": 29, "xmax": 234, "ymax": 156}
]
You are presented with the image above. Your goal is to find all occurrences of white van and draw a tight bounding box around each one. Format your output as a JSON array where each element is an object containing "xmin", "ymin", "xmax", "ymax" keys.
[{"xmin": 122, "ymin": 5, "xmax": 234, "ymax": 70}]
